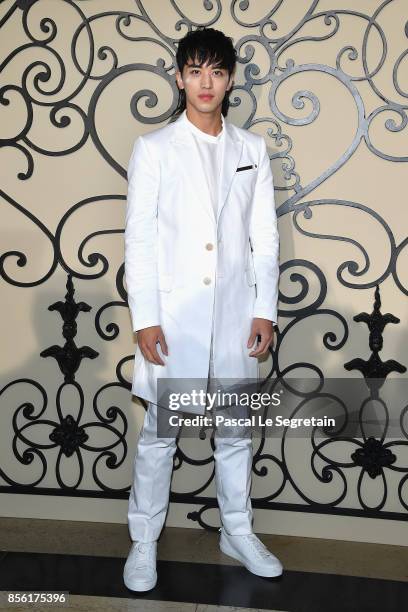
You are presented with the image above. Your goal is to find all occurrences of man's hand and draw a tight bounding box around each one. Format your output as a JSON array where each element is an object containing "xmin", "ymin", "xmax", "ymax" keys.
[
  {"xmin": 137, "ymin": 325, "xmax": 168, "ymax": 365},
  {"xmin": 247, "ymin": 318, "xmax": 275, "ymax": 357}
]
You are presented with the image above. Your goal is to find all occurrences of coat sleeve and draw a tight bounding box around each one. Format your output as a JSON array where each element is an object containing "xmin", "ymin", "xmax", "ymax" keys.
[
  {"xmin": 124, "ymin": 135, "xmax": 161, "ymax": 333},
  {"xmin": 249, "ymin": 136, "xmax": 280, "ymax": 325}
]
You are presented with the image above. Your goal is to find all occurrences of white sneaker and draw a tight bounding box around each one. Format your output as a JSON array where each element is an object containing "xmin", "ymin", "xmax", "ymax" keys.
[
  {"xmin": 123, "ymin": 540, "xmax": 157, "ymax": 591},
  {"xmin": 219, "ymin": 528, "xmax": 283, "ymax": 577}
]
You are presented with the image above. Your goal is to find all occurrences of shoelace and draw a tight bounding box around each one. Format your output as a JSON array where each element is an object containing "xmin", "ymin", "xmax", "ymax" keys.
[
  {"xmin": 242, "ymin": 534, "xmax": 273, "ymax": 559},
  {"xmin": 133, "ymin": 541, "xmax": 155, "ymax": 569}
]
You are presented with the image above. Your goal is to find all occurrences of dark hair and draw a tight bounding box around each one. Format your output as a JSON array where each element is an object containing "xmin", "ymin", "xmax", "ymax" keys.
[{"xmin": 168, "ymin": 27, "xmax": 237, "ymax": 123}]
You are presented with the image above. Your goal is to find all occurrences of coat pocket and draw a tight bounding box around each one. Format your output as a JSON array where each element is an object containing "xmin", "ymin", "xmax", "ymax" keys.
[
  {"xmin": 236, "ymin": 164, "xmax": 257, "ymax": 172},
  {"xmin": 158, "ymin": 273, "xmax": 173, "ymax": 292}
]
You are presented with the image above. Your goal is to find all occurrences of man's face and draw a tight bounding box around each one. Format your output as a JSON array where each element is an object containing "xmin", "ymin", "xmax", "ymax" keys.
[{"xmin": 176, "ymin": 57, "xmax": 234, "ymax": 114}]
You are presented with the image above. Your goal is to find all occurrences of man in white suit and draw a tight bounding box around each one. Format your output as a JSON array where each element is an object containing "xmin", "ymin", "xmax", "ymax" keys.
[{"xmin": 123, "ymin": 27, "xmax": 282, "ymax": 591}]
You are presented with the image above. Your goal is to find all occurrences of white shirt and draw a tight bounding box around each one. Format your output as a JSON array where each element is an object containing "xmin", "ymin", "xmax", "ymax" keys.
[{"xmin": 184, "ymin": 110, "xmax": 225, "ymax": 220}]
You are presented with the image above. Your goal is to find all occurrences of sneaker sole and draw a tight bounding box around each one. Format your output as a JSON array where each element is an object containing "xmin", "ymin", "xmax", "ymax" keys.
[
  {"xmin": 220, "ymin": 538, "xmax": 283, "ymax": 578},
  {"xmin": 124, "ymin": 573, "xmax": 157, "ymax": 592}
]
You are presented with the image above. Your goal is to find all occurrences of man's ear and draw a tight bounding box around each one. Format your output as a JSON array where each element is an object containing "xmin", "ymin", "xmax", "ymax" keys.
[
  {"xmin": 175, "ymin": 70, "xmax": 184, "ymax": 90},
  {"xmin": 227, "ymin": 70, "xmax": 235, "ymax": 92}
]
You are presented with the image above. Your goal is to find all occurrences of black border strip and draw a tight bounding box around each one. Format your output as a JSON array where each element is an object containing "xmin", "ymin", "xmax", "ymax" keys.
[{"xmin": 0, "ymin": 551, "xmax": 406, "ymax": 612}]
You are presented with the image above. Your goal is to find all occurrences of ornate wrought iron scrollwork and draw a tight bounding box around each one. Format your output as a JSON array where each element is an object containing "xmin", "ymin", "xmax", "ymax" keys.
[
  {"xmin": 344, "ymin": 284, "xmax": 406, "ymax": 390},
  {"xmin": 0, "ymin": 274, "xmax": 128, "ymax": 494},
  {"xmin": 1, "ymin": 1, "xmax": 407, "ymax": 526},
  {"xmin": 344, "ymin": 284, "xmax": 405, "ymax": 483},
  {"xmin": 351, "ymin": 438, "xmax": 396, "ymax": 480},
  {"xmin": 40, "ymin": 274, "xmax": 99, "ymax": 383}
]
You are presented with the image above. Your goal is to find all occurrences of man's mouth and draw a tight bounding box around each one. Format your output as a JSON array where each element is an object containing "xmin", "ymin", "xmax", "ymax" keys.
[{"xmin": 198, "ymin": 94, "xmax": 214, "ymax": 100}]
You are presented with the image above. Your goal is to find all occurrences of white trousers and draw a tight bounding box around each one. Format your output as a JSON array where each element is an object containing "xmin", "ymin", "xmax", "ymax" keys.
[{"xmin": 127, "ymin": 306, "xmax": 254, "ymax": 542}]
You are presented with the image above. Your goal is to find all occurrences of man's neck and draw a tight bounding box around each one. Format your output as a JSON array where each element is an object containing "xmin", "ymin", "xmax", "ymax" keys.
[{"xmin": 185, "ymin": 106, "xmax": 223, "ymax": 137}]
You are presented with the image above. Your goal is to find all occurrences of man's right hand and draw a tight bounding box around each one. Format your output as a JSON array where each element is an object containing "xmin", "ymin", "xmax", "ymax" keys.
[{"xmin": 137, "ymin": 325, "xmax": 168, "ymax": 365}]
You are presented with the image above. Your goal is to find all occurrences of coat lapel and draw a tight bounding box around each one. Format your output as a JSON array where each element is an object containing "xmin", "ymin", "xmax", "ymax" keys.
[
  {"xmin": 169, "ymin": 110, "xmax": 244, "ymax": 229},
  {"xmin": 217, "ymin": 125, "xmax": 243, "ymax": 225}
]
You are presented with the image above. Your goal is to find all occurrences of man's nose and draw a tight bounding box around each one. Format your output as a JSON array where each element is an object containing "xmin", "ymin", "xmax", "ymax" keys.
[{"xmin": 201, "ymin": 72, "xmax": 213, "ymax": 88}]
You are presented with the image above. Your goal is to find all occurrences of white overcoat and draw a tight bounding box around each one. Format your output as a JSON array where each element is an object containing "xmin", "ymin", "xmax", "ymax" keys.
[{"xmin": 124, "ymin": 109, "xmax": 280, "ymax": 409}]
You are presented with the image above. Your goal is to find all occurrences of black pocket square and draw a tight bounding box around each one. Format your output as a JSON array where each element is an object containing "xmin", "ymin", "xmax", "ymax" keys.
[{"xmin": 236, "ymin": 164, "xmax": 256, "ymax": 172}]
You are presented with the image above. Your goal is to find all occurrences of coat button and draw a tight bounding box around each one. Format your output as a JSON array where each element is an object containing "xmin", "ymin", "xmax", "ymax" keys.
[
  {"xmin": 203, "ymin": 277, "xmax": 211, "ymax": 285},
  {"xmin": 205, "ymin": 242, "xmax": 214, "ymax": 250}
]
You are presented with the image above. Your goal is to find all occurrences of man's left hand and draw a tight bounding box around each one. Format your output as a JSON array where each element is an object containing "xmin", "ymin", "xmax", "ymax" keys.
[{"xmin": 247, "ymin": 318, "xmax": 275, "ymax": 357}]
